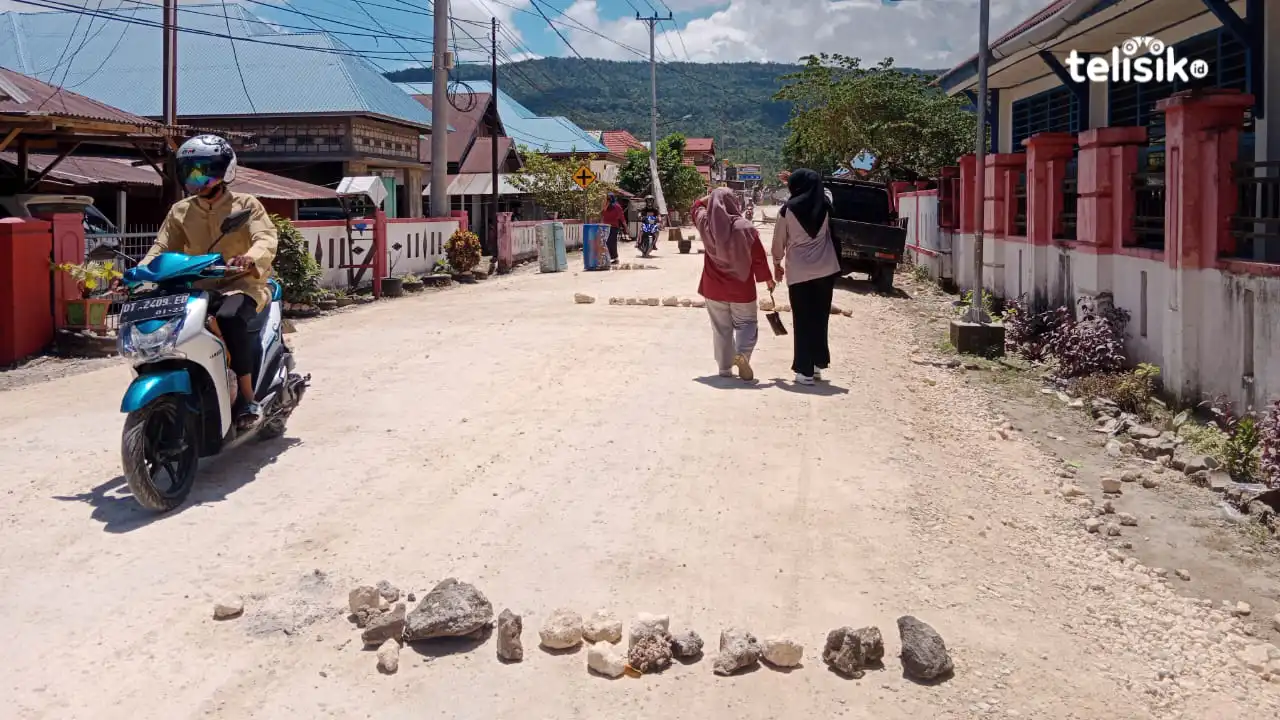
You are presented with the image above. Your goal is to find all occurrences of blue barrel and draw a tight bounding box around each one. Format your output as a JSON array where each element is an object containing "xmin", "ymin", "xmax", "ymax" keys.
[{"xmin": 581, "ymin": 224, "xmax": 612, "ymax": 271}]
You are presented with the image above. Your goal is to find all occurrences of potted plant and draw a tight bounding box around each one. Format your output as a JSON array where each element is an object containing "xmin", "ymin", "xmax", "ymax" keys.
[
  {"xmin": 445, "ymin": 229, "xmax": 481, "ymax": 282},
  {"xmin": 53, "ymin": 260, "xmax": 122, "ymax": 329},
  {"xmin": 402, "ymin": 273, "xmax": 425, "ymax": 292},
  {"xmin": 380, "ymin": 242, "xmax": 405, "ymax": 297},
  {"xmin": 333, "ymin": 288, "xmax": 355, "ymax": 308}
]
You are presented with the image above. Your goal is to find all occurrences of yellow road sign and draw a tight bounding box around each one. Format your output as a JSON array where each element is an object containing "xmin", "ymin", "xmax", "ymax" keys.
[{"xmin": 572, "ymin": 165, "xmax": 596, "ymax": 189}]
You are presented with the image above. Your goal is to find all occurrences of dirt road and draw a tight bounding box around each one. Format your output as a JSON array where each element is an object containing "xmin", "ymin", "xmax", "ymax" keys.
[{"xmin": 2, "ymin": 218, "xmax": 1277, "ymax": 719}]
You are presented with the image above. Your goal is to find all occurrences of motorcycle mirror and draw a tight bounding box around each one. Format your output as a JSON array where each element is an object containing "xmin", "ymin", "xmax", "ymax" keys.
[{"xmin": 220, "ymin": 209, "xmax": 252, "ymax": 235}]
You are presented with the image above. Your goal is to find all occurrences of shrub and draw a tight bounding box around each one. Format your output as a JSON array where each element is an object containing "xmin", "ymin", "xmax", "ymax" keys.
[
  {"xmin": 1068, "ymin": 364, "xmax": 1161, "ymax": 416},
  {"xmin": 1002, "ymin": 295, "xmax": 1057, "ymax": 362},
  {"xmin": 271, "ymin": 214, "xmax": 322, "ymax": 303},
  {"xmin": 1206, "ymin": 398, "xmax": 1261, "ymax": 482},
  {"xmin": 445, "ymin": 229, "xmax": 481, "ymax": 273},
  {"xmin": 1261, "ymin": 399, "xmax": 1280, "ymax": 488},
  {"xmin": 955, "ymin": 288, "xmax": 997, "ymax": 319},
  {"xmin": 1045, "ymin": 299, "xmax": 1130, "ymax": 378}
]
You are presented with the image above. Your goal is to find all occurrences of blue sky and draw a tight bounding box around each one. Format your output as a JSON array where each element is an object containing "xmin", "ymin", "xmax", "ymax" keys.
[{"xmin": 0, "ymin": 0, "xmax": 1047, "ymax": 69}]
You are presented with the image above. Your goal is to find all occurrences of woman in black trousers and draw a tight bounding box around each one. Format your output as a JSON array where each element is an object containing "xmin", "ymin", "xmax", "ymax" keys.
[{"xmin": 772, "ymin": 169, "xmax": 841, "ymax": 385}]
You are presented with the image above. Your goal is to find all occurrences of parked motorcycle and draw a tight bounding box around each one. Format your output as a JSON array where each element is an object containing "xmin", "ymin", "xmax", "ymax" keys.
[
  {"xmin": 116, "ymin": 209, "xmax": 309, "ymax": 511},
  {"xmin": 638, "ymin": 213, "xmax": 660, "ymax": 258}
]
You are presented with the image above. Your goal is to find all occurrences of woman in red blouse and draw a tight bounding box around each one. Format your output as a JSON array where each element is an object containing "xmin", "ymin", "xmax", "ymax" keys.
[{"xmin": 691, "ymin": 188, "xmax": 775, "ymax": 381}]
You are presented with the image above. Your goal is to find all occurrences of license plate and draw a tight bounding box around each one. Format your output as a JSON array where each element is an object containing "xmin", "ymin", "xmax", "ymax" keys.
[
  {"xmin": 120, "ymin": 294, "xmax": 189, "ymax": 324},
  {"xmin": 875, "ymin": 252, "xmax": 897, "ymax": 260}
]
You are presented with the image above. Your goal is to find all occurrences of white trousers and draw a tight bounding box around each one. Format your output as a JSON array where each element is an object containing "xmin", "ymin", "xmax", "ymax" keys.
[{"xmin": 705, "ymin": 299, "xmax": 759, "ymax": 373}]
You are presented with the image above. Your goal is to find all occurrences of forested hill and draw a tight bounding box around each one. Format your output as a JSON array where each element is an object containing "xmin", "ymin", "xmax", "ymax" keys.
[
  {"xmin": 386, "ymin": 59, "xmax": 944, "ymax": 175},
  {"xmin": 387, "ymin": 59, "xmax": 801, "ymax": 171}
]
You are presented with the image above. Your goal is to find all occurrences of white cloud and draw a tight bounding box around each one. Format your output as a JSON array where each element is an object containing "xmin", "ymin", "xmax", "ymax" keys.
[{"xmin": 558, "ymin": 0, "xmax": 1048, "ymax": 69}]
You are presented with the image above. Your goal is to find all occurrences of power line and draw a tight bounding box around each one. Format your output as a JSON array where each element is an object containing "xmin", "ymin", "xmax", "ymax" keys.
[
  {"xmin": 7, "ymin": 0, "xmax": 475, "ymax": 61},
  {"xmin": 221, "ymin": 0, "xmax": 258, "ymax": 113}
]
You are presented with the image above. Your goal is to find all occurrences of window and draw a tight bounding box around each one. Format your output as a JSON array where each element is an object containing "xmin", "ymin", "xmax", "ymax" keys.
[
  {"xmin": 1108, "ymin": 27, "xmax": 1252, "ymax": 143},
  {"xmin": 1011, "ymin": 86, "xmax": 1080, "ymax": 149}
]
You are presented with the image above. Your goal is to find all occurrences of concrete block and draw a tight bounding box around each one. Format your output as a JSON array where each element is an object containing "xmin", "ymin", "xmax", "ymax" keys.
[{"xmin": 949, "ymin": 319, "xmax": 1005, "ymax": 358}]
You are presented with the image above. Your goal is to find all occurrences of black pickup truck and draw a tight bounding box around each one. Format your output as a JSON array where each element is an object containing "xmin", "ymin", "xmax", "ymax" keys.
[{"xmin": 824, "ymin": 177, "xmax": 907, "ymax": 292}]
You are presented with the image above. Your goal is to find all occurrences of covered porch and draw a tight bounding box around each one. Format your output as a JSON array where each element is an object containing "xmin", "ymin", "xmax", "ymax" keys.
[{"xmin": 924, "ymin": 0, "xmax": 1280, "ymax": 408}]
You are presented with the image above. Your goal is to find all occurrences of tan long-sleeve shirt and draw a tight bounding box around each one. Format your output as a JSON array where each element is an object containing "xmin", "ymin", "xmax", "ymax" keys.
[{"xmin": 142, "ymin": 191, "xmax": 279, "ymax": 311}]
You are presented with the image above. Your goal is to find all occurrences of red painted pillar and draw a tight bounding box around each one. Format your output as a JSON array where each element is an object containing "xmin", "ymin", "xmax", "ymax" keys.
[
  {"xmin": 1077, "ymin": 126, "xmax": 1146, "ymax": 251},
  {"xmin": 0, "ymin": 219, "xmax": 54, "ymax": 364},
  {"xmin": 958, "ymin": 154, "xmax": 977, "ymax": 233},
  {"xmin": 496, "ymin": 211, "xmax": 513, "ymax": 273},
  {"xmin": 1157, "ymin": 89, "xmax": 1253, "ymax": 403},
  {"xmin": 50, "ymin": 213, "xmax": 85, "ymax": 330},
  {"xmin": 1023, "ymin": 133, "xmax": 1077, "ymax": 246},
  {"xmin": 450, "ymin": 209, "xmax": 468, "ymax": 230},
  {"xmin": 890, "ymin": 181, "xmax": 912, "ymax": 214},
  {"xmin": 372, "ymin": 209, "xmax": 387, "ymax": 298},
  {"xmin": 984, "ymin": 153, "xmax": 1024, "ymax": 238},
  {"xmin": 1158, "ymin": 89, "xmax": 1254, "ymax": 269}
]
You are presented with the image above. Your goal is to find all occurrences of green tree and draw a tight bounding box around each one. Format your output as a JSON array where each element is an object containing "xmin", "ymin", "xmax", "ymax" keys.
[
  {"xmin": 616, "ymin": 133, "xmax": 707, "ymax": 213},
  {"xmin": 775, "ymin": 55, "xmax": 974, "ymax": 182},
  {"xmin": 507, "ymin": 150, "xmax": 613, "ymax": 220}
]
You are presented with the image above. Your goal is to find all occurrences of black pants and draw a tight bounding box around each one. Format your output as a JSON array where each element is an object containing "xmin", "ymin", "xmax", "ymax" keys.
[
  {"xmin": 211, "ymin": 293, "xmax": 258, "ymax": 378},
  {"xmin": 789, "ymin": 274, "xmax": 836, "ymax": 377},
  {"xmin": 606, "ymin": 226, "xmax": 620, "ymax": 261}
]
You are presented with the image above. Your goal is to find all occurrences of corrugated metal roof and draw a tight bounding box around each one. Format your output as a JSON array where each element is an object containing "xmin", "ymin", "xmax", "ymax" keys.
[
  {"xmin": 397, "ymin": 81, "xmax": 606, "ymax": 155},
  {"xmin": 0, "ymin": 151, "xmax": 337, "ymax": 199},
  {"xmin": 458, "ymin": 136, "xmax": 515, "ymax": 174},
  {"xmin": 0, "ymin": 66, "xmax": 161, "ymax": 126},
  {"xmin": 425, "ymin": 172, "xmax": 524, "ymax": 196},
  {"xmin": 412, "ymin": 93, "xmax": 492, "ymax": 163},
  {"xmin": 0, "ymin": 4, "xmax": 432, "ymax": 129}
]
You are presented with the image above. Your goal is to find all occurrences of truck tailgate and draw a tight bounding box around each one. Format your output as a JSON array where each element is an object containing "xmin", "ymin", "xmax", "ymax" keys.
[{"xmin": 830, "ymin": 218, "xmax": 907, "ymax": 260}]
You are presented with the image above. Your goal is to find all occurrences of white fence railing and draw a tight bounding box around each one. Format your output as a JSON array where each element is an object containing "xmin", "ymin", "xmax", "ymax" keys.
[{"xmin": 85, "ymin": 225, "xmax": 162, "ymax": 264}]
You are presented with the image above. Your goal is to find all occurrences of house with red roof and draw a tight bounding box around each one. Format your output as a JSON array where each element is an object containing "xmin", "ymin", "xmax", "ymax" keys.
[{"xmin": 682, "ymin": 138, "xmax": 716, "ymax": 186}]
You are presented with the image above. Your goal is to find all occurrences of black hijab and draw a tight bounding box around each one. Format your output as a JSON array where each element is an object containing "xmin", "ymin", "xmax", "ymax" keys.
[{"xmin": 781, "ymin": 168, "xmax": 829, "ymax": 238}]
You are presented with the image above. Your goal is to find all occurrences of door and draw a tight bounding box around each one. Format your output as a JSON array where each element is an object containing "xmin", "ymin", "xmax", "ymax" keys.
[{"xmin": 381, "ymin": 176, "xmax": 397, "ymax": 218}]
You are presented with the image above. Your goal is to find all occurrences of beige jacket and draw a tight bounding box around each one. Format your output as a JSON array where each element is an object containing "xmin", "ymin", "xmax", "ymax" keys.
[{"xmin": 142, "ymin": 191, "xmax": 279, "ymax": 311}]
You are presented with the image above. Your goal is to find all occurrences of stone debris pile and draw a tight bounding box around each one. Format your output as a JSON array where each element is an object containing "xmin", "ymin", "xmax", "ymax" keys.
[{"xmin": 327, "ymin": 579, "xmax": 958, "ymax": 683}]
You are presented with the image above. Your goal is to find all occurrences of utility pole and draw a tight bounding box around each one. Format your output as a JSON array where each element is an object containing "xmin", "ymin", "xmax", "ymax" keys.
[
  {"xmin": 429, "ymin": 0, "xmax": 450, "ymax": 218},
  {"xmin": 490, "ymin": 17, "xmax": 499, "ymax": 260},
  {"xmin": 636, "ymin": 11, "xmax": 671, "ymax": 185},
  {"xmin": 970, "ymin": 0, "xmax": 990, "ymax": 323},
  {"xmin": 162, "ymin": 0, "xmax": 179, "ymax": 204}
]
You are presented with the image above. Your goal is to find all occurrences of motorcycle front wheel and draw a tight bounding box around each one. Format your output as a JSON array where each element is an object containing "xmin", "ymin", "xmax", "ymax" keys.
[{"xmin": 122, "ymin": 395, "xmax": 200, "ymax": 511}]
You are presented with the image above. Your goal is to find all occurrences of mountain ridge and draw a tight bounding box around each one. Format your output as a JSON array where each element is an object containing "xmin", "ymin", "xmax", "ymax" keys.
[{"xmin": 386, "ymin": 58, "xmax": 944, "ymax": 175}]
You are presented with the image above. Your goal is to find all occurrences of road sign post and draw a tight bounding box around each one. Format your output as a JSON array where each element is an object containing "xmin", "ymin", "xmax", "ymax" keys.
[{"xmin": 573, "ymin": 166, "xmax": 597, "ymax": 223}]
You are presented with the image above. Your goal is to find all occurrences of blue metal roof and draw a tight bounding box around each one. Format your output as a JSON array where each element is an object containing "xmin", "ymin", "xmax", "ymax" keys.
[
  {"xmin": 396, "ymin": 80, "xmax": 607, "ymax": 155},
  {"xmin": 0, "ymin": 4, "xmax": 432, "ymax": 128}
]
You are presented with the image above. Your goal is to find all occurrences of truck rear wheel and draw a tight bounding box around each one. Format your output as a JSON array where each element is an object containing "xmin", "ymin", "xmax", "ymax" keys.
[{"xmin": 872, "ymin": 262, "xmax": 895, "ymax": 293}]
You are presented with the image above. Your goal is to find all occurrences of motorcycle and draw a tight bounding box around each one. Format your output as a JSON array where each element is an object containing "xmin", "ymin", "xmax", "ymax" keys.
[
  {"xmin": 638, "ymin": 214, "xmax": 660, "ymax": 258},
  {"xmin": 116, "ymin": 209, "xmax": 309, "ymax": 511}
]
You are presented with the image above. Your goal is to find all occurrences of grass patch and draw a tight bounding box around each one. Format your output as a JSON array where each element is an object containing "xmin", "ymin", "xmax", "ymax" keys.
[
  {"xmin": 934, "ymin": 339, "xmax": 957, "ymax": 355},
  {"xmin": 1180, "ymin": 421, "xmax": 1228, "ymax": 459}
]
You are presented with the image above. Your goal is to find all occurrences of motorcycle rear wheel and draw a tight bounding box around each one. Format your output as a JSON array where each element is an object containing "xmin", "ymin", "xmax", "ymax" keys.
[{"xmin": 122, "ymin": 395, "xmax": 200, "ymax": 512}]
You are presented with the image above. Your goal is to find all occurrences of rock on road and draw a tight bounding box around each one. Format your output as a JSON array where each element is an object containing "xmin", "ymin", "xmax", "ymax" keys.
[{"xmin": 0, "ymin": 217, "xmax": 1274, "ymax": 718}]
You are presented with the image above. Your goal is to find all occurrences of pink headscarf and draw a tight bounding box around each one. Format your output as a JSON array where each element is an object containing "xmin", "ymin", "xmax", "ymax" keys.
[{"xmin": 693, "ymin": 187, "xmax": 755, "ymax": 282}]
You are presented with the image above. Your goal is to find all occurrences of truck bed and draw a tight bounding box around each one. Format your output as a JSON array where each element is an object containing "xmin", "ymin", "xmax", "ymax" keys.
[{"xmin": 829, "ymin": 217, "xmax": 907, "ymax": 261}]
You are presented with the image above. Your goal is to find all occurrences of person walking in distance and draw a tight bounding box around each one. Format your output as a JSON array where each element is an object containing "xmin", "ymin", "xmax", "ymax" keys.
[
  {"xmin": 601, "ymin": 193, "xmax": 626, "ymax": 265},
  {"xmin": 772, "ymin": 169, "xmax": 840, "ymax": 385},
  {"xmin": 691, "ymin": 187, "xmax": 775, "ymax": 381}
]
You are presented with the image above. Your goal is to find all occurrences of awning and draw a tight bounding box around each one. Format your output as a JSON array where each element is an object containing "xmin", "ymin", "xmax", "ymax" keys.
[
  {"xmin": 0, "ymin": 152, "xmax": 338, "ymax": 200},
  {"xmin": 423, "ymin": 173, "xmax": 524, "ymax": 196},
  {"xmin": 337, "ymin": 176, "xmax": 388, "ymax": 207}
]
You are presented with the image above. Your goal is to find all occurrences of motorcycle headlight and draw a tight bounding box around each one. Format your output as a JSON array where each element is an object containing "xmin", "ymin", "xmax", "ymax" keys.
[{"xmin": 119, "ymin": 316, "xmax": 185, "ymax": 360}]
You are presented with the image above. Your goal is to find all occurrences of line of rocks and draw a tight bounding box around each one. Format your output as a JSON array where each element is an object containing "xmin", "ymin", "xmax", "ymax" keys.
[
  {"xmin": 574, "ymin": 293, "xmax": 855, "ymax": 318},
  {"xmin": 333, "ymin": 578, "xmax": 953, "ymax": 682}
]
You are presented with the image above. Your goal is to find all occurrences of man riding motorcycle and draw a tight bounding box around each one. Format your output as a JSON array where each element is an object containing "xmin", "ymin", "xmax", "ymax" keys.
[
  {"xmin": 636, "ymin": 195, "xmax": 660, "ymax": 253},
  {"xmin": 140, "ymin": 134, "xmax": 279, "ymax": 430}
]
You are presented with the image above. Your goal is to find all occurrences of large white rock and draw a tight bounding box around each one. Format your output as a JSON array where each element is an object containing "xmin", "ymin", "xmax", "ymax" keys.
[
  {"xmin": 539, "ymin": 608, "xmax": 584, "ymax": 649},
  {"xmin": 583, "ymin": 609, "xmax": 622, "ymax": 644},
  {"xmin": 587, "ymin": 641, "xmax": 627, "ymax": 678},
  {"xmin": 763, "ymin": 636, "xmax": 804, "ymax": 667},
  {"xmin": 628, "ymin": 613, "xmax": 670, "ymax": 648}
]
